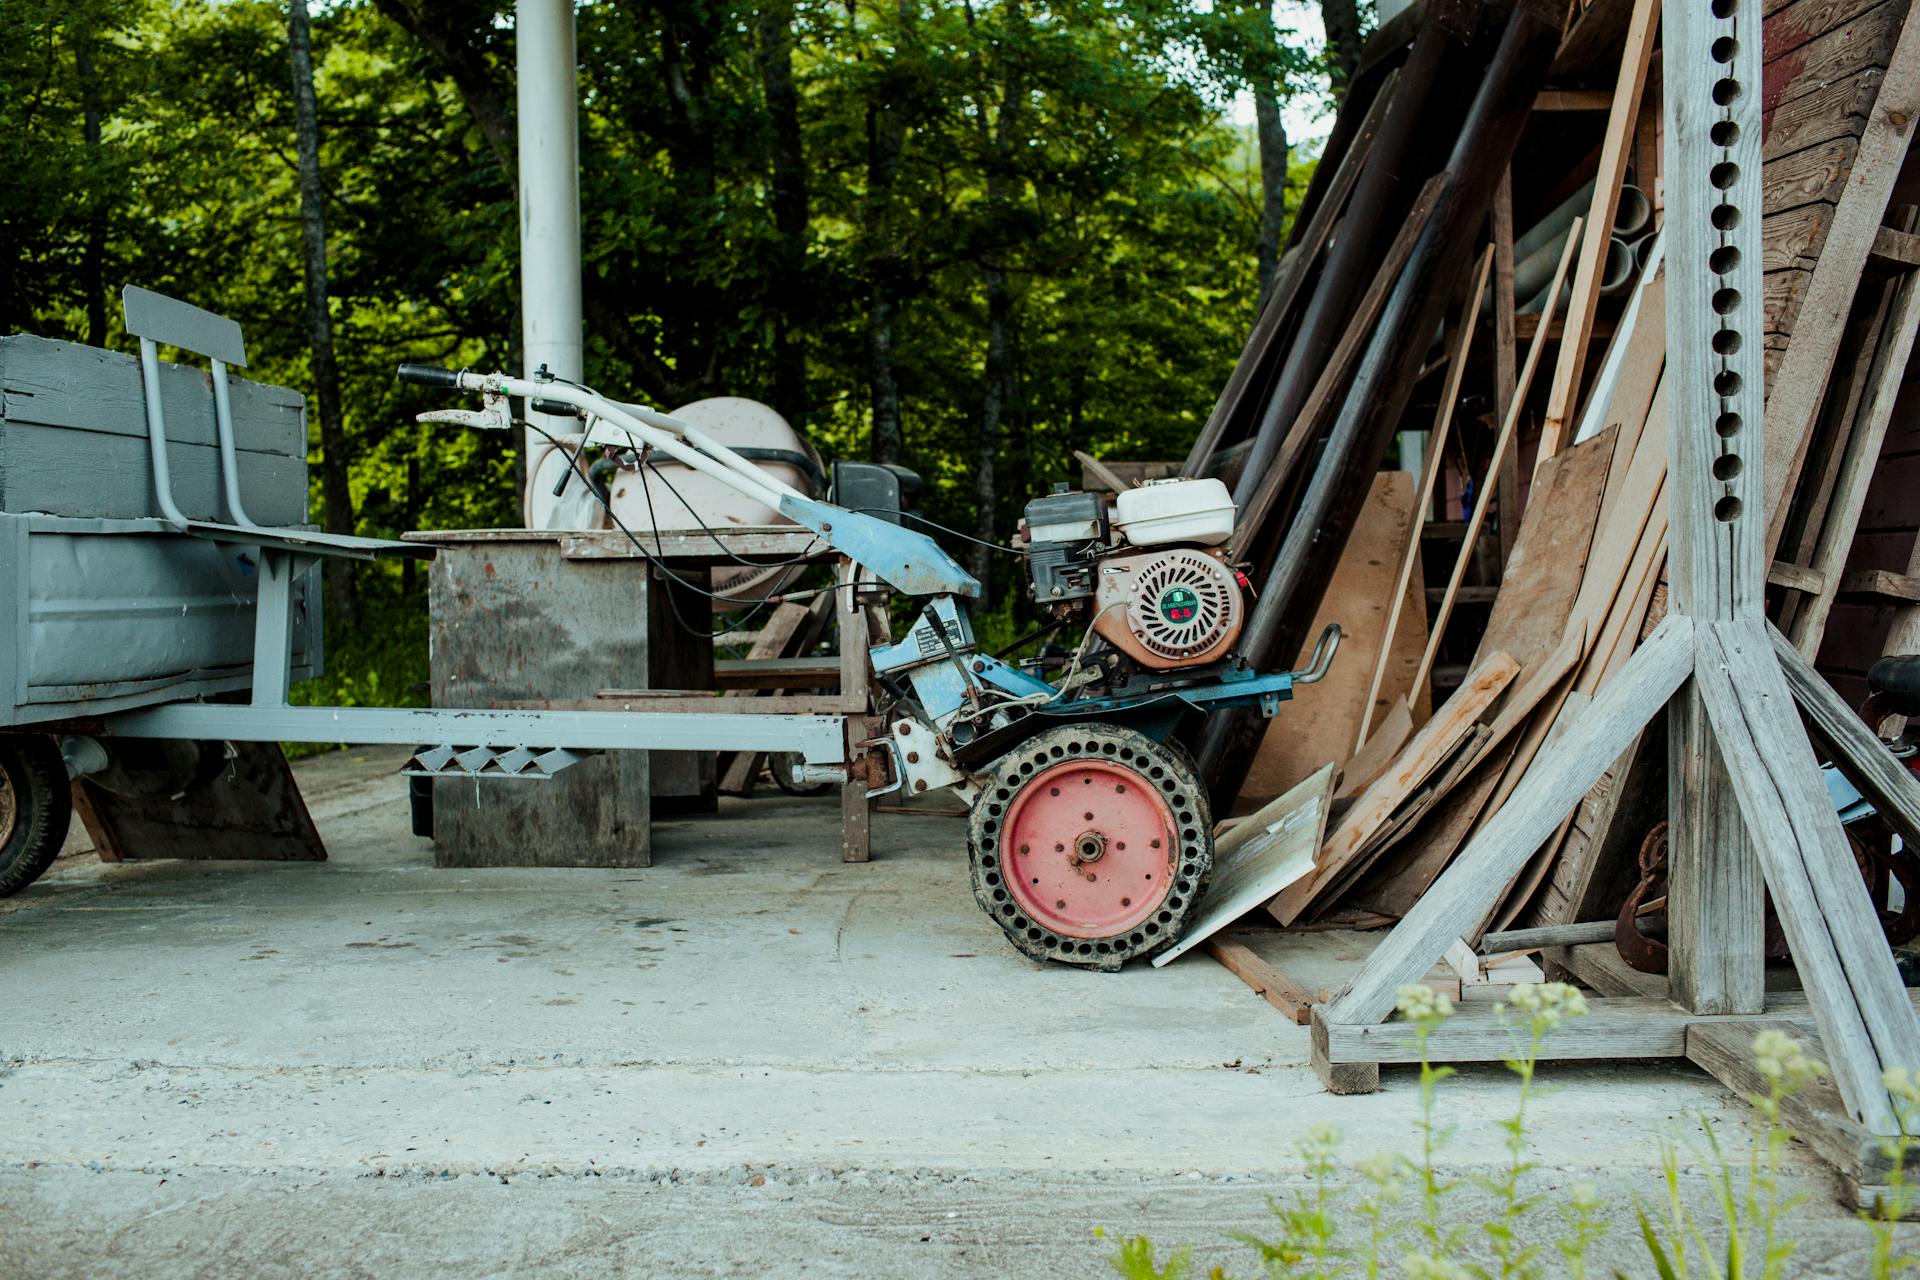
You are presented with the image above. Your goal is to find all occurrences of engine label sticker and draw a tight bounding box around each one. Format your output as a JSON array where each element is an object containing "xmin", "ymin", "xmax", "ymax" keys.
[{"xmin": 1159, "ymin": 585, "xmax": 1199, "ymax": 624}]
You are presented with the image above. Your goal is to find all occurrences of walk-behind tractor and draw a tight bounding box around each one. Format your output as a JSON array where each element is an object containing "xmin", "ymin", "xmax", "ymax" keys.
[{"xmin": 0, "ymin": 288, "xmax": 1335, "ymax": 969}]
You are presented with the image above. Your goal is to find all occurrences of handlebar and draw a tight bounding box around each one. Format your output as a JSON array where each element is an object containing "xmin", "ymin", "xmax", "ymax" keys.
[{"xmin": 396, "ymin": 363, "xmax": 463, "ymax": 388}]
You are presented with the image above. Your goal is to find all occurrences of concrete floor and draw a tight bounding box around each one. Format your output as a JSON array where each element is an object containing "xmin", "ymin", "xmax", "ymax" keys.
[{"xmin": 0, "ymin": 748, "xmax": 1907, "ymax": 1277}]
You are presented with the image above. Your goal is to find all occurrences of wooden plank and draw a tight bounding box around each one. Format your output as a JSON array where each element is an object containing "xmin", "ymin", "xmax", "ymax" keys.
[
  {"xmin": 1321, "ymin": 988, "xmax": 1920, "ymax": 1067},
  {"xmin": 1554, "ymin": 0, "xmax": 1636, "ymax": 77},
  {"xmin": 1764, "ymin": 66, "xmax": 1885, "ymax": 161},
  {"xmin": 1157, "ymin": 766, "xmax": 1335, "ymax": 967},
  {"xmin": 1688, "ymin": 1020, "xmax": 1911, "ymax": 1184},
  {"xmin": 1763, "ymin": 135, "xmax": 1858, "ymax": 216},
  {"xmin": 1695, "ymin": 619, "xmax": 1917, "ymax": 1132},
  {"xmin": 1345, "ymin": 739, "xmax": 1517, "ymax": 919},
  {"xmin": 1472, "ymin": 430, "xmax": 1616, "ymax": 678},
  {"xmin": 0, "ymin": 424, "xmax": 308, "ymax": 526},
  {"xmin": 504, "ymin": 694, "xmax": 847, "ymax": 715},
  {"xmin": 1579, "ymin": 272, "xmax": 1665, "ymax": 485},
  {"xmin": 0, "ymin": 333, "xmax": 304, "ymax": 455},
  {"xmin": 1324, "ymin": 614, "xmax": 1695, "ymax": 1026},
  {"xmin": 1356, "ymin": 246, "xmax": 1494, "ymax": 750},
  {"xmin": 1533, "ymin": 89, "xmax": 1614, "ymax": 111},
  {"xmin": 1268, "ymin": 651, "xmax": 1521, "ymax": 926},
  {"xmin": 711, "ymin": 656, "xmax": 841, "ymax": 690},
  {"xmin": 1787, "ymin": 270, "xmax": 1920, "ymax": 652},
  {"xmin": 1773, "ymin": 621, "xmax": 1920, "ymax": 853},
  {"xmin": 1763, "ymin": 1, "xmax": 1903, "ymax": 118},
  {"xmin": 1871, "ymin": 224, "xmax": 1920, "ymax": 268},
  {"xmin": 1418, "ymin": 223, "xmax": 1583, "ymax": 693},
  {"xmin": 1337, "ymin": 698, "xmax": 1415, "ymax": 802},
  {"xmin": 1763, "ymin": 0, "xmax": 1889, "ymax": 67},
  {"xmin": 71, "ymin": 741, "xmax": 325, "ymax": 864},
  {"xmin": 1240, "ymin": 473, "xmax": 1429, "ymax": 807},
  {"xmin": 555, "ymin": 527, "xmax": 826, "ymax": 562},
  {"xmin": 1764, "ymin": 2, "xmax": 1920, "ymax": 553},
  {"xmin": 1072, "ymin": 449, "xmax": 1133, "ymax": 494},
  {"xmin": 1535, "ymin": 0, "xmax": 1661, "ymax": 461},
  {"xmin": 1768, "ymin": 559, "xmax": 1828, "ymax": 593},
  {"xmin": 1207, "ymin": 937, "xmax": 1317, "ymax": 1023},
  {"xmin": 1839, "ymin": 568, "xmax": 1920, "ymax": 601},
  {"xmin": 1554, "ymin": 939, "xmax": 1674, "ymax": 997},
  {"xmin": 1489, "ymin": 689, "xmax": 1596, "ymax": 933},
  {"xmin": 1763, "ymin": 203, "xmax": 1835, "ymax": 272},
  {"xmin": 718, "ymin": 594, "xmax": 835, "ymax": 795},
  {"xmin": 1493, "ymin": 170, "xmax": 1521, "ymax": 569}
]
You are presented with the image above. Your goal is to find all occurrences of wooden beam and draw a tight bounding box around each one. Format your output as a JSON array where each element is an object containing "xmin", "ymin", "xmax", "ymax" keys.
[
  {"xmin": 1766, "ymin": 560, "xmax": 1827, "ymax": 594},
  {"xmin": 1870, "ymin": 224, "xmax": 1920, "ymax": 270},
  {"xmin": 1493, "ymin": 170, "xmax": 1522, "ymax": 568},
  {"xmin": 1356, "ymin": 245, "xmax": 1494, "ymax": 751},
  {"xmin": 1695, "ymin": 619, "xmax": 1918, "ymax": 1133},
  {"xmin": 1688, "ymin": 1020, "xmax": 1917, "ymax": 1186},
  {"xmin": 1764, "ymin": 12, "xmax": 1920, "ymax": 554},
  {"xmin": 1207, "ymin": 937, "xmax": 1316, "ymax": 1024},
  {"xmin": 1787, "ymin": 270, "xmax": 1920, "ymax": 655},
  {"xmin": 1414, "ymin": 223, "xmax": 1582, "ymax": 696},
  {"xmin": 1533, "ymin": 88, "xmax": 1615, "ymax": 111},
  {"xmin": 1536, "ymin": 0, "xmax": 1661, "ymax": 464},
  {"xmin": 1324, "ymin": 613, "xmax": 1695, "ymax": 1026},
  {"xmin": 1319, "ymin": 994, "xmax": 1765, "ymax": 1064},
  {"xmin": 1771, "ymin": 621, "xmax": 1920, "ymax": 856},
  {"xmin": 1841, "ymin": 568, "xmax": 1920, "ymax": 603}
]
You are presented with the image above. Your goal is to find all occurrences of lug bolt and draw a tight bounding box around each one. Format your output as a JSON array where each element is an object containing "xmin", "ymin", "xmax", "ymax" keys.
[{"xmin": 907, "ymin": 751, "xmax": 920, "ymax": 763}]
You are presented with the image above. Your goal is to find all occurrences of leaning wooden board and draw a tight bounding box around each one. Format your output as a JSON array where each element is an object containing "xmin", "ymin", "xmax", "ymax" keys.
[{"xmin": 1237, "ymin": 472, "xmax": 1431, "ymax": 809}]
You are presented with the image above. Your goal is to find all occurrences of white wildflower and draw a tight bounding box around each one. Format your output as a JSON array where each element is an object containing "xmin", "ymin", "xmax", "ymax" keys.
[{"xmin": 1396, "ymin": 984, "xmax": 1455, "ymax": 1024}]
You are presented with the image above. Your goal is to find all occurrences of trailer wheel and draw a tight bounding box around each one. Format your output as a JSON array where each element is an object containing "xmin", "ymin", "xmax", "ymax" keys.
[{"xmin": 0, "ymin": 737, "xmax": 72, "ymax": 898}]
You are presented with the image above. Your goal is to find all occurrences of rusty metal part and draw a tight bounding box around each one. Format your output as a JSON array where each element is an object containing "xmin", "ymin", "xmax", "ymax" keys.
[{"xmin": 1615, "ymin": 821, "xmax": 1669, "ymax": 974}]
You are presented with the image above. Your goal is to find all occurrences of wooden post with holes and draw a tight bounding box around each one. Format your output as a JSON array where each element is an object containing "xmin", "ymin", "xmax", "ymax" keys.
[{"xmin": 1304, "ymin": 0, "xmax": 1920, "ymax": 1192}]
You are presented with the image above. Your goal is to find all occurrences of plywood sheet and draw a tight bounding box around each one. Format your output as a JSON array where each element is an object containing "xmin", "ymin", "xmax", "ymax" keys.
[
  {"xmin": 1155, "ymin": 764, "xmax": 1335, "ymax": 967},
  {"xmin": 1239, "ymin": 472, "xmax": 1430, "ymax": 809}
]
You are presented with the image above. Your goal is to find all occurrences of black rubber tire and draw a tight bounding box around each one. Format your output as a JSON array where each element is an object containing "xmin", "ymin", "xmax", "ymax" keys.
[
  {"xmin": 967, "ymin": 723, "xmax": 1213, "ymax": 971},
  {"xmin": 0, "ymin": 737, "xmax": 72, "ymax": 898}
]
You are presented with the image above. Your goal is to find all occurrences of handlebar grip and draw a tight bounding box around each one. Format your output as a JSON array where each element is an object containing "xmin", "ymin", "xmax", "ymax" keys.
[{"xmin": 396, "ymin": 363, "xmax": 462, "ymax": 388}]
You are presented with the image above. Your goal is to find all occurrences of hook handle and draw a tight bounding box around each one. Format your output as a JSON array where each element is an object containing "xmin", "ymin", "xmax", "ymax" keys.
[{"xmin": 1290, "ymin": 623, "xmax": 1342, "ymax": 685}]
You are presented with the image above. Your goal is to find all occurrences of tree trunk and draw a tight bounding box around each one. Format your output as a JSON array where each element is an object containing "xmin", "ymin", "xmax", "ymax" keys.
[
  {"xmin": 1320, "ymin": 0, "xmax": 1364, "ymax": 100},
  {"xmin": 756, "ymin": 0, "xmax": 809, "ymax": 430},
  {"xmin": 75, "ymin": 37, "xmax": 108, "ymax": 348},
  {"xmin": 370, "ymin": 0, "xmax": 516, "ymax": 175},
  {"xmin": 289, "ymin": 0, "xmax": 357, "ymax": 626},
  {"xmin": 867, "ymin": 293, "xmax": 903, "ymax": 464},
  {"xmin": 1251, "ymin": 79, "xmax": 1289, "ymax": 304},
  {"xmin": 863, "ymin": 14, "xmax": 910, "ymax": 465},
  {"xmin": 973, "ymin": 264, "xmax": 1012, "ymax": 598}
]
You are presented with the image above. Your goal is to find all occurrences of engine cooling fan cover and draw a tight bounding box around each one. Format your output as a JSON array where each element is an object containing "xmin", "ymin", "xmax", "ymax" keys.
[{"xmin": 1122, "ymin": 549, "xmax": 1241, "ymax": 662}]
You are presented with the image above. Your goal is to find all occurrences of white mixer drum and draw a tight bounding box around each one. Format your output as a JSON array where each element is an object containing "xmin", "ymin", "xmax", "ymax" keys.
[{"xmin": 525, "ymin": 396, "xmax": 822, "ymax": 610}]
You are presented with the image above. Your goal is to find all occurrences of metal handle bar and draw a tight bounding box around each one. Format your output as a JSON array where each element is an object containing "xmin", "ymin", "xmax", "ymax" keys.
[
  {"xmin": 1290, "ymin": 623, "xmax": 1342, "ymax": 685},
  {"xmin": 397, "ymin": 365, "xmax": 806, "ymax": 513}
]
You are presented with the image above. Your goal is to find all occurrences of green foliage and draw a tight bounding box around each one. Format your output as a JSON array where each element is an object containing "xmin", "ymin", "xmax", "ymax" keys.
[
  {"xmin": 2, "ymin": 0, "xmax": 1339, "ymax": 686},
  {"xmin": 1106, "ymin": 986, "xmax": 1918, "ymax": 1280}
]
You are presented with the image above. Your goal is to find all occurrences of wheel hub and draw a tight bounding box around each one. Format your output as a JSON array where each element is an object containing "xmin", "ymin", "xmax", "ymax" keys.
[
  {"xmin": 967, "ymin": 723, "xmax": 1213, "ymax": 969},
  {"xmin": 1002, "ymin": 757, "xmax": 1175, "ymax": 938}
]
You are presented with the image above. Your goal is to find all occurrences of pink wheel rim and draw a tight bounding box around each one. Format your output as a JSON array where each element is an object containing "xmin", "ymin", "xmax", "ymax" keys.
[{"xmin": 1001, "ymin": 757, "xmax": 1177, "ymax": 938}]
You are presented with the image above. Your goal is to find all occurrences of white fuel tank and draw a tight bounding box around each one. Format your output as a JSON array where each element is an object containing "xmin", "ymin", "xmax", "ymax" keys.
[{"xmin": 1111, "ymin": 477, "xmax": 1235, "ymax": 547}]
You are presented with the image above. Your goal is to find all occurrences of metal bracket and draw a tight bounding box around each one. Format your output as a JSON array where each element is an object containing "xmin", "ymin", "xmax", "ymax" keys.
[{"xmin": 402, "ymin": 744, "xmax": 600, "ymax": 780}]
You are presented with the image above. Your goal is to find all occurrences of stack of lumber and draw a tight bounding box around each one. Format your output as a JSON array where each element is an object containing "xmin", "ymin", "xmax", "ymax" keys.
[{"xmin": 1184, "ymin": 0, "xmax": 1920, "ymax": 968}]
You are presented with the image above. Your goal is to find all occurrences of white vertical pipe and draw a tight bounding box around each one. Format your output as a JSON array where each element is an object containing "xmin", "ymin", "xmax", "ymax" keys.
[{"xmin": 516, "ymin": 0, "xmax": 583, "ymax": 527}]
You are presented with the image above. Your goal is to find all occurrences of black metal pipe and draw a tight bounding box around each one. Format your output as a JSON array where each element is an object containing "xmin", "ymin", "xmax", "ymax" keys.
[
  {"xmin": 1198, "ymin": 0, "xmax": 1567, "ymax": 803},
  {"xmin": 1225, "ymin": 4, "xmax": 1476, "ymax": 517}
]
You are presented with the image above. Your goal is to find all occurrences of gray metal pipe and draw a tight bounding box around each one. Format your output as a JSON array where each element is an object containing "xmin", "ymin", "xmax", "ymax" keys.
[{"xmin": 1520, "ymin": 235, "xmax": 1636, "ymax": 314}]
